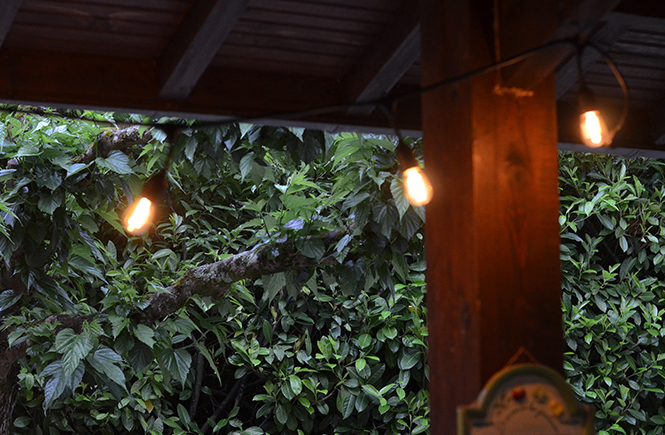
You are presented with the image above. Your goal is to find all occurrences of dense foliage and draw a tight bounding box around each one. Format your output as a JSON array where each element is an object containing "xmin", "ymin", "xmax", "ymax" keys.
[
  {"xmin": 0, "ymin": 110, "xmax": 428, "ymax": 435},
  {"xmin": 560, "ymin": 152, "xmax": 665, "ymax": 435},
  {"xmin": 7, "ymin": 108, "xmax": 665, "ymax": 435}
]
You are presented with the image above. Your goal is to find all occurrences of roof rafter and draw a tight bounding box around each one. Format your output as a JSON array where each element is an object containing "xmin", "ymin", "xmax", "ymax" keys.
[
  {"xmin": 0, "ymin": 0, "xmax": 24, "ymax": 49},
  {"xmin": 0, "ymin": 47, "xmax": 422, "ymax": 134},
  {"xmin": 158, "ymin": 0, "xmax": 249, "ymax": 100},
  {"xmin": 498, "ymin": 0, "xmax": 621, "ymax": 91},
  {"xmin": 342, "ymin": 1, "xmax": 420, "ymax": 117},
  {"xmin": 555, "ymin": 13, "xmax": 631, "ymax": 99}
]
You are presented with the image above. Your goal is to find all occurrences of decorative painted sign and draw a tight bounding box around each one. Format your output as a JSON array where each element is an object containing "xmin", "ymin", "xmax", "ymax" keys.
[{"xmin": 458, "ymin": 364, "xmax": 594, "ymax": 435}]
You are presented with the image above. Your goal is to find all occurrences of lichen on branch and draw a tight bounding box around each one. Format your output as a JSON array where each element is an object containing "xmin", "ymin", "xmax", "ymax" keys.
[
  {"xmin": 139, "ymin": 231, "xmax": 343, "ymax": 322},
  {"xmin": 74, "ymin": 126, "xmax": 152, "ymax": 164}
]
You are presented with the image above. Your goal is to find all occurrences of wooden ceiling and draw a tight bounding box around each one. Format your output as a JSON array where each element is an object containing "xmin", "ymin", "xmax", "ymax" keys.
[{"xmin": 0, "ymin": 0, "xmax": 664, "ymax": 155}]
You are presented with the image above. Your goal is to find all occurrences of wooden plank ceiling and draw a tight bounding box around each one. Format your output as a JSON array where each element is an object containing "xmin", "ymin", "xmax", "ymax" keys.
[{"xmin": 0, "ymin": 0, "xmax": 663, "ymax": 155}]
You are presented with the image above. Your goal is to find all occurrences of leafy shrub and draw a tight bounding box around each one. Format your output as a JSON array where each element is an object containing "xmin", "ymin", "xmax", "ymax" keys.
[
  {"xmin": 560, "ymin": 151, "xmax": 665, "ymax": 435},
  {"xmin": 0, "ymin": 111, "xmax": 429, "ymax": 434}
]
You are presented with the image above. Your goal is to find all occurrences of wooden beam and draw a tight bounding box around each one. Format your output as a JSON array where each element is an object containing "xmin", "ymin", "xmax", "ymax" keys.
[
  {"xmin": 343, "ymin": 1, "xmax": 420, "ymax": 116},
  {"xmin": 421, "ymin": 0, "xmax": 563, "ymax": 433},
  {"xmin": 499, "ymin": 0, "xmax": 621, "ymax": 91},
  {"xmin": 555, "ymin": 13, "xmax": 631, "ymax": 99},
  {"xmin": 0, "ymin": 0, "xmax": 23, "ymax": 49},
  {"xmin": 0, "ymin": 47, "xmax": 422, "ymax": 135},
  {"xmin": 614, "ymin": 0, "xmax": 665, "ymax": 19},
  {"xmin": 158, "ymin": 0, "xmax": 249, "ymax": 100}
]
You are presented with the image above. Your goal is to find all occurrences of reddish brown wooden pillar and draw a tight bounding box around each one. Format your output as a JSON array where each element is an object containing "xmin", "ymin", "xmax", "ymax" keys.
[{"xmin": 420, "ymin": 1, "xmax": 563, "ymax": 433}]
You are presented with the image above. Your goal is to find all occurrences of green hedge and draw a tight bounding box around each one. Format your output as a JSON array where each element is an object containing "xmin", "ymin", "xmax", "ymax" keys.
[{"xmin": 560, "ymin": 151, "xmax": 665, "ymax": 435}]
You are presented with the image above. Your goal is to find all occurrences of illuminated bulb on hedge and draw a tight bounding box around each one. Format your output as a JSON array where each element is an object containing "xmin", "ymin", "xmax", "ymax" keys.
[
  {"xmin": 403, "ymin": 166, "xmax": 433, "ymax": 206},
  {"xmin": 124, "ymin": 170, "xmax": 167, "ymax": 235},
  {"xmin": 578, "ymin": 83, "xmax": 615, "ymax": 148},
  {"xmin": 126, "ymin": 198, "xmax": 152, "ymax": 233},
  {"xmin": 580, "ymin": 110, "xmax": 610, "ymax": 148},
  {"xmin": 395, "ymin": 141, "xmax": 433, "ymax": 207}
]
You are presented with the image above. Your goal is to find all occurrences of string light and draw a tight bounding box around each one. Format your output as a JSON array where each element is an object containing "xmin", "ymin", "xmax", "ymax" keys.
[
  {"xmin": 578, "ymin": 84, "xmax": 611, "ymax": 148},
  {"xmin": 2, "ymin": 38, "xmax": 627, "ymax": 216},
  {"xmin": 395, "ymin": 140, "xmax": 432, "ymax": 207},
  {"xmin": 124, "ymin": 170, "xmax": 168, "ymax": 235},
  {"xmin": 126, "ymin": 197, "xmax": 152, "ymax": 232},
  {"xmin": 576, "ymin": 44, "xmax": 629, "ymax": 148},
  {"xmin": 377, "ymin": 103, "xmax": 433, "ymax": 207},
  {"xmin": 402, "ymin": 166, "xmax": 433, "ymax": 206}
]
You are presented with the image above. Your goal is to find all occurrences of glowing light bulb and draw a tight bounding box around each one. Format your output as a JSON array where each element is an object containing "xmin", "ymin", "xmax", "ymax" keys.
[
  {"xmin": 126, "ymin": 197, "xmax": 152, "ymax": 233},
  {"xmin": 580, "ymin": 110, "xmax": 610, "ymax": 148},
  {"xmin": 403, "ymin": 166, "xmax": 433, "ymax": 206}
]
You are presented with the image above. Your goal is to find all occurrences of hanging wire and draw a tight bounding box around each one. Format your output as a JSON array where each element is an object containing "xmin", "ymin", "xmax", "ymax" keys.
[
  {"xmin": 587, "ymin": 42, "xmax": 630, "ymax": 138},
  {"xmin": 0, "ymin": 38, "xmax": 580, "ymax": 136}
]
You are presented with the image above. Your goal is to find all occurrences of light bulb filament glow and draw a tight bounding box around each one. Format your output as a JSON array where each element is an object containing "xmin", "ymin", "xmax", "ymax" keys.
[
  {"xmin": 403, "ymin": 167, "xmax": 433, "ymax": 207},
  {"xmin": 126, "ymin": 197, "xmax": 152, "ymax": 233},
  {"xmin": 580, "ymin": 110, "xmax": 611, "ymax": 148}
]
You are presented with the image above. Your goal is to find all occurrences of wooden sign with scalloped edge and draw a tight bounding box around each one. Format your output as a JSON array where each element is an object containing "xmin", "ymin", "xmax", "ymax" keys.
[{"xmin": 458, "ymin": 364, "xmax": 595, "ymax": 435}]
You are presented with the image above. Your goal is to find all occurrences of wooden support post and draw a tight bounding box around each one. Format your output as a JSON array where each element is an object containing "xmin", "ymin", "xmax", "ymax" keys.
[{"xmin": 420, "ymin": 1, "xmax": 563, "ymax": 433}]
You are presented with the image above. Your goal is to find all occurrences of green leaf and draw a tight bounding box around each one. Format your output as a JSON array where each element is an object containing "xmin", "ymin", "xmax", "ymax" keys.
[
  {"xmin": 13, "ymin": 416, "xmax": 31, "ymax": 428},
  {"xmin": 372, "ymin": 201, "xmax": 399, "ymax": 238},
  {"xmin": 355, "ymin": 358, "xmax": 367, "ymax": 372},
  {"xmin": 42, "ymin": 360, "xmax": 85, "ymax": 410},
  {"xmin": 337, "ymin": 387, "xmax": 356, "ymax": 419},
  {"xmin": 0, "ymin": 169, "xmax": 15, "ymax": 182},
  {"xmin": 390, "ymin": 178, "xmax": 410, "ymax": 218},
  {"xmin": 87, "ymin": 345, "xmax": 127, "ymax": 390},
  {"xmin": 0, "ymin": 290, "xmax": 21, "ymax": 314},
  {"xmin": 619, "ymin": 236, "xmax": 628, "ymax": 252},
  {"xmin": 38, "ymin": 193, "xmax": 63, "ymax": 215},
  {"xmin": 152, "ymin": 248, "xmax": 175, "ymax": 261},
  {"xmin": 16, "ymin": 142, "xmax": 40, "ymax": 157},
  {"xmin": 355, "ymin": 392, "xmax": 370, "ymax": 412},
  {"xmin": 275, "ymin": 403, "xmax": 288, "ymax": 425},
  {"xmin": 184, "ymin": 135, "xmax": 198, "ymax": 162},
  {"xmin": 299, "ymin": 130, "xmax": 324, "ymax": 163},
  {"xmin": 296, "ymin": 238, "xmax": 325, "ymax": 261},
  {"xmin": 95, "ymin": 150, "xmax": 133, "ymax": 174},
  {"xmin": 157, "ymin": 348, "xmax": 192, "ymax": 385},
  {"xmin": 357, "ymin": 334, "xmax": 372, "ymax": 349},
  {"xmin": 597, "ymin": 214, "xmax": 614, "ymax": 231},
  {"xmin": 262, "ymin": 320, "xmax": 273, "ymax": 343},
  {"xmin": 54, "ymin": 329, "xmax": 94, "ymax": 377},
  {"xmin": 262, "ymin": 272, "xmax": 286, "ymax": 304},
  {"xmin": 239, "ymin": 153, "xmax": 255, "ymax": 181},
  {"xmin": 68, "ymin": 255, "xmax": 105, "ymax": 280},
  {"xmin": 399, "ymin": 209, "xmax": 422, "ymax": 241},
  {"xmin": 398, "ymin": 350, "xmax": 420, "ymax": 370},
  {"xmin": 109, "ymin": 314, "xmax": 129, "ymax": 339},
  {"xmin": 281, "ymin": 194, "xmax": 316, "ymax": 210},
  {"xmin": 95, "ymin": 205, "xmax": 125, "ymax": 233},
  {"xmin": 361, "ymin": 384, "xmax": 382, "ymax": 401},
  {"xmin": 195, "ymin": 341, "xmax": 222, "ymax": 385},
  {"xmin": 289, "ymin": 375, "xmax": 302, "ymax": 395},
  {"xmin": 134, "ymin": 324, "xmax": 155, "ymax": 348},
  {"xmin": 177, "ymin": 403, "xmax": 191, "ymax": 426},
  {"xmin": 36, "ymin": 168, "xmax": 63, "ymax": 190}
]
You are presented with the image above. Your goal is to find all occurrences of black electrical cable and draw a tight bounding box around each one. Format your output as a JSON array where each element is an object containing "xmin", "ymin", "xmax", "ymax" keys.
[
  {"xmin": 0, "ymin": 37, "xmax": 627, "ymax": 140},
  {"xmin": 586, "ymin": 42, "xmax": 630, "ymax": 138}
]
